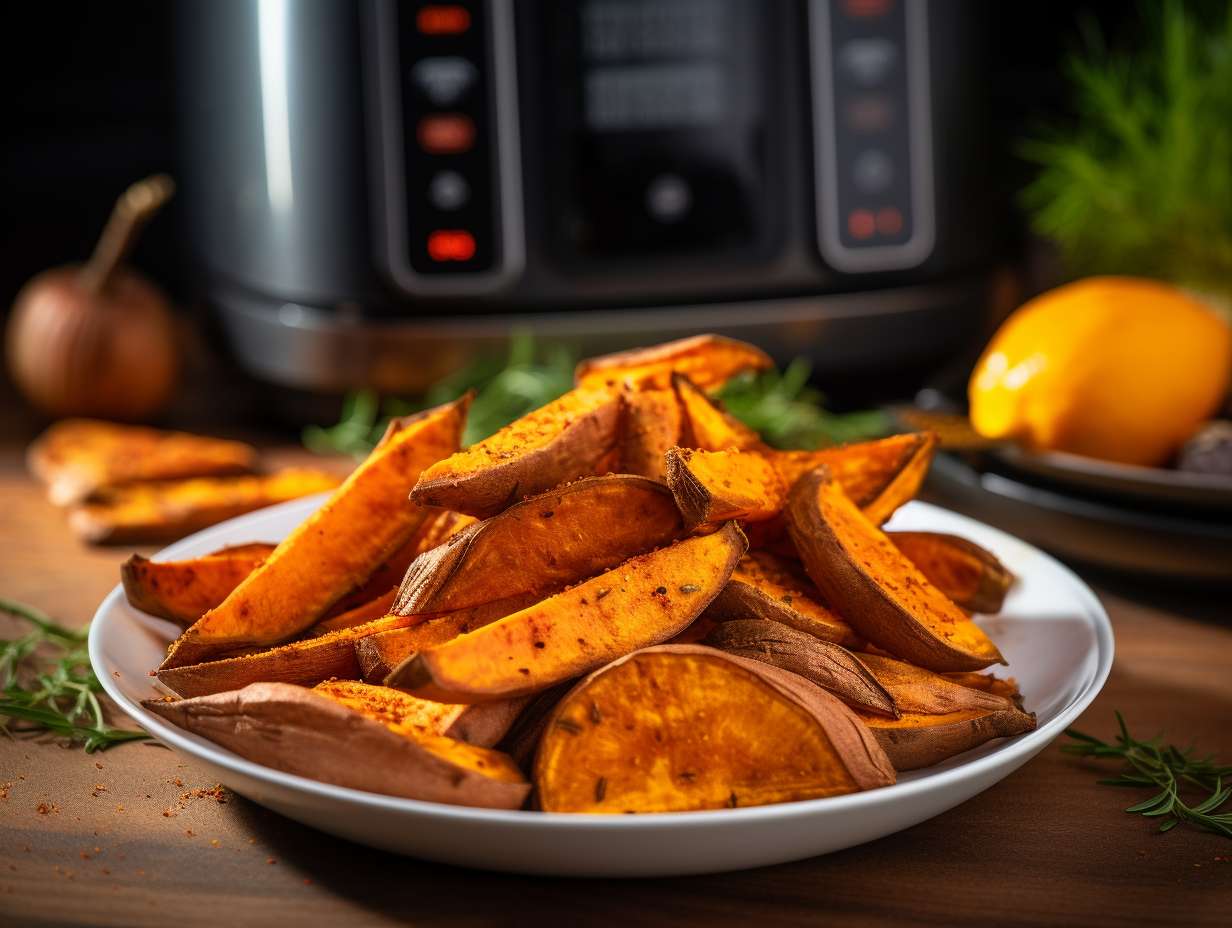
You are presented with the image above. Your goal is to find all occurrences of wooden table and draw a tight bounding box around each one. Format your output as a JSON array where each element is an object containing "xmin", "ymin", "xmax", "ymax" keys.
[{"xmin": 1, "ymin": 441, "xmax": 1229, "ymax": 928}]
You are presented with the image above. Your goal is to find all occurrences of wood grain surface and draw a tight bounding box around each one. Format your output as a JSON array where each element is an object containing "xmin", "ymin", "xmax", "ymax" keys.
[{"xmin": 0, "ymin": 443, "xmax": 1229, "ymax": 928}]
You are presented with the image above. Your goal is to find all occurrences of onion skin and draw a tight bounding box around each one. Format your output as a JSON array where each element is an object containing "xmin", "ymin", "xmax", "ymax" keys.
[{"xmin": 6, "ymin": 264, "xmax": 178, "ymax": 420}]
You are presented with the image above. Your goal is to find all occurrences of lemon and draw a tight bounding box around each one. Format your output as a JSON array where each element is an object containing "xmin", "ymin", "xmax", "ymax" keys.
[{"xmin": 969, "ymin": 277, "xmax": 1232, "ymax": 466}]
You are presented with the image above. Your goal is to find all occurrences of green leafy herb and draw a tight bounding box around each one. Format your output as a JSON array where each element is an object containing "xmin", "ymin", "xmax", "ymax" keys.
[
  {"xmin": 1063, "ymin": 711, "xmax": 1232, "ymax": 838},
  {"xmin": 0, "ymin": 597, "xmax": 149, "ymax": 753},
  {"xmin": 1021, "ymin": 1, "xmax": 1232, "ymax": 295}
]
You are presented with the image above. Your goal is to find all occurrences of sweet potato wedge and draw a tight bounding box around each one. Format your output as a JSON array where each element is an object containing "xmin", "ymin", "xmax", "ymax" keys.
[
  {"xmin": 162, "ymin": 396, "xmax": 468, "ymax": 668},
  {"xmin": 703, "ymin": 551, "xmax": 857, "ymax": 645},
  {"xmin": 672, "ymin": 373, "xmax": 764, "ymax": 451},
  {"xmin": 787, "ymin": 467, "xmax": 1005, "ymax": 672},
  {"xmin": 69, "ymin": 468, "xmax": 341, "ymax": 545},
  {"xmin": 395, "ymin": 475, "xmax": 684, "ymax": 617},
  {"xmin": 121, "ymin": 543, "xmax": 276, "ymax": 626},
  {"xmin": 308, "ymin": 587, "xmax": 400, "ymax": 635},
  {"xmin": 854, "ymin": 653, "xmax": 1036, "ymax": 769},
  {"xmin": 497, "ymin": 683, "xmax": 573, "ymax": 770},
  {"xmin": 534, "ymin": 644, "xmax": 895, "ymax": 812},
  {"xmin": 574, "ymin": 334, "xmax": 773, "ymax": 391},
  {"xmin": 665, "ymin": 447, "xmax": 786, "ymax": 527},
  {"xmin": 942, "ymin": 671, "xmax": 1024, "ymax": 706},
  {"xmin": 143, "ymin": 683, "xmax": 529, "ymax": 808},
  {"xmin": 704, "ymin": 619, "xmax": 897, "ymax": 717},
  {"xmin": 889, "ymin": 531, "xmax": 1015, "ymax": 614},
  {"xmin": 619, "ymin": 388, "xmax": 683, "ymax": 480},
  {"xmin": 311, "ymin": 679, "xmax": 528, "ymax": 748},
  {"xmin": 388, "ymin": 522, "xmax": 747, "ymax": 703},
  {"xmin": 156, "ymin": 615, "xmax": 418, "ymax": 698},
  {"xmin": 28, "ymin": 418, "xmax": 258, "ymax": 506},
  {"xmin": 411, "ymin": 387, "xmax": 622, "ymax": 518}
]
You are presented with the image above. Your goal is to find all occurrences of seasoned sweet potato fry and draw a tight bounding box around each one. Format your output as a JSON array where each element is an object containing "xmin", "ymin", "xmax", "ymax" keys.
[
  {"xmin": 889, "ymin": 531, "xmax": 1015, "ymax": 613},
  {"xmin": 161, "ymin": 396, "xmax": 468, "ymax": 668},
  {"xmin": 389, "ymin": 523, "xmax": 747, "ymax": 703},
  {"xmin": 787, "ymin": 467, "xmax": 1005, "ymax": 672},
  {"xmin": 396, "ymin": 475, "xmax": 684, "ymax": 617},
  {"xmin": 574, "ymin": 334, "xmax": 773, "ymax": 391},
  {"xmin": 311, "ymin": 679, "xmax": 528, "ymax": 748},
  {"xmin": 665, "ymin": 447, "xmax": 785, "ymax": 527},
  {"xmin": 534, "ymin": 644, "xmax": 895, "ymax": 812},
  {"xmin": 704, "ymin": 551, "xmax": 857, "ymax": 645},
  {"xmin": 854, "ymin": 653, "xmax": 1036, "ymax": 769},
  {"xmin": 156, "ymin": 615, "xmax": 417, "ymax": 698},
  {"xmin": 307, "ymin": 588, "xmax": 399, "ymax": 635},
  {"xmin": 705, "ymin": 619, "xmax": 897, "ymax": 717},
  {"xmin": 941, "ymin": 671, "xmax": 1024, "ymax": 706},
  {"xmin": 412, "ymin": 387, "xmax": 622, "ymax": 518},
  {"xmin": 28, "ymin": 418, "xmax": 257, "ymax": 506},
  {"xmin": 619, "ymin": 388, "xmax": 683, "ymax": 480},
  {"xmin": 144, "ymin": 683, "xmax": 529, "ymax": 808},
  {"xmin": 69, "ymin": 468, "xmax": 341, "ymax": 545},
  {"xmin": 121, "ymin": 543, "xmax": 276, "ymax": 626},
  {"xmin": 671, "ymin": 373, "xmax": 764, "ymax": 451}
]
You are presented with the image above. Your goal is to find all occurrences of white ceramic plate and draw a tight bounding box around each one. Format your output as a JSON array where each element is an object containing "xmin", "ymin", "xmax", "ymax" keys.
[{"xmin": 91, "ymin": 495, "xmax": 1113, "ymax": 877}]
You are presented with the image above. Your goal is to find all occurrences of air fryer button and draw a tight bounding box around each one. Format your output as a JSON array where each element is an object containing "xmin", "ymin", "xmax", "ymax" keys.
[
  {"xmin": 428, "ymin": 171, "xmax": 470, "ymax": 211},
  {"xmin": 838, "ymin": 38, "xmax": 897, "ymax": 86},
  {"xmin": 416, "ymin": 114, "xmax": 475, "ymax": 154},
  {"xmin": 852, "ymin": 149, "xmax": 893, "ymax": 193},
  {"xmin": 645, "ymin": 174, "xmax": 692, "ymax": 224},
  {"xmin": 413, "ymin": 57, "xmax": 478, "ymax": 107}
]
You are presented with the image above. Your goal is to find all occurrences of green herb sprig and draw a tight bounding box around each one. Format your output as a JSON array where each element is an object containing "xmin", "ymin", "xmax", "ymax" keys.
[
  {"xmin": 0, "ymin": 598, "xmax": 149, "ymax": 753},
  {"xmin": 1063, "ymin": 711, "xmax": 1232, "ymax": 838}
]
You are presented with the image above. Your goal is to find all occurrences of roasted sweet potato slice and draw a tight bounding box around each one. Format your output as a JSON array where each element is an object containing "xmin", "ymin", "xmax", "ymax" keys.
[
  {"xmin": 534, "ymin": 644, "xmax": 895, "ymax": 813},
  {"xmin": 311, "ymin": 679, "xmax": 528, "ymax": 748},
  {"xmin": 307, "ymin": 587, "xmax": 400, "ymax": 635},
  {"xmin": 705, "ymin": 619, "xmax": 897, "ymax": 717},
  {"xmin": 396, "ymin": 475, "xmax": 684, "ymax": 617},
  {"xmin": 619, "ymin": 388, "xmax": 683, "ymax": 480},
  {"xmin": 497, "ymin": 683, "xmax": 572, "ymax": 770},
  {"xmin": 942, "ymin": 671, "xmax": 1023, "ymax": 706},
  {"xmin": 121, "ymin": 543, "xmax": 276, "ymax": 626},
  {"xmin": 889, "ymin": 531, "xmax": 1015, "ymax": 614},
  {"xmin": 665, "ymin": 447, "xmax": 786, "ymax": 527},
  {"xmin": 704, "ymin": 551, "xmax": 857, "ymax": 645},
  {"xmin": 574, "ymin": 334, "xmax": 773, "ymax": 391},
  {"xmin": 854, "ymin": 653, "xmax": 1036, "ymax": 770},
  {"xmin": 28, "ymin": 418, "xmax": 258, "ymax": 506},
  {"xmin": 672, "ymin": 373, "xmax": 764, "ymax": 451},
  {"xmin": 388, "ymin": 523, "xmax": 747, "ymax": 703},
  {"xmin": 143, "ymin": 683, "xmax": 529, "ymax": 808},
  {"xmin": 156, "ymin": 615, "xmax": 417, "ymax": 698},
  {"xmin": 69, "ymin": 468, "xmax": 341, "ymax": 545},
  {"xmin": 787, "ymin": 467, "xmax": 1005, "ymax": 672},
  {"xmin": 162, "ymin": 397, "xmax": 468, "ymax": 668}
]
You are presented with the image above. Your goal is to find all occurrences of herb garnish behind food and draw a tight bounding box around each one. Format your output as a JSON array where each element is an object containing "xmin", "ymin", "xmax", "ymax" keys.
[
  {"xmin": 1064, "ymin": 712, "xmax": 1232, "ymax": 838},
  {"xmin": 0, "ymin": 597, "xmax": 149, "ymax": 752}
]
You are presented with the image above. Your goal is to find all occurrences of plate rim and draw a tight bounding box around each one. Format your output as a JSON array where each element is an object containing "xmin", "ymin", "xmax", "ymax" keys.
[{"xmin": 90, "ymin": 495, "xmax": 1114, "ymax": 830}]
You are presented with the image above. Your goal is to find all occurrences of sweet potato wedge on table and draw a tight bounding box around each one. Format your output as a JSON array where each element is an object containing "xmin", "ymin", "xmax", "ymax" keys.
[
  {"xmin": 161, "ymin": 396, "xmax": 468, "ymax": 669},
  {"xmin": 69, "ymin": 468, "xmax": 341, "ymax": 545},
  {"xmin": 574, "ymin": 334, "xmax": 773, "ymax": 391},
  {"xmin": 619, "ymin": 388, "xmax": 683, "ymax": 480},
  {"xmin": 703, "ymin": 551, "xmax": 857, "ymax": 645},
  {"xmin": 388, "ymin": 522, "xmax": 747, "ymax": 703},
  {"xmin": 889, "ymin": 531, "xmax": 1015, "ymax": 614},
  {"xmin": 704, "ymin": 619, "xmax": 896, "ymax": 717},
  {"xmin": 411, "ymin": 387, "xmax": 622, "ymax": 518},
  {"xmin": 28, "ymin": 418, "xmax": 257, "ymax": 506},
  {"xmin": 534, "ymin": 644, "xmax": 895, "ymax": 813},
  {"xmin": 396, "ymin": 475, "xmax": 684, "ymax": 618},
  {"xmin": 665, "ymin": 447, "xmax": 786, "ymax": 526},
  {"xmin": 121, "ymin": 543, "xmax": 275, "ymax": 626},
  {"xmin": 143, "ymin": 683, "xmax": 528, "ymax": 808},
  {"xmin": 854, "ymin": 653, "xmax": 1036, "ymax": 770},
  {"xmin": 787, "ymin": 467, "xmax": 1005, "ymax": 672},
  {"xmin": 671, "ymin": 373, "xmax": 764, "ymax": 451},
  {"xmin": 311, "ymin": 679, "xmax": 528, "ymax": 748}
]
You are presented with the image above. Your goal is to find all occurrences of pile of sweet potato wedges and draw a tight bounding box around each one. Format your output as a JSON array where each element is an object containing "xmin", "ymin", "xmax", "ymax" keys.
[{"xmin": 130, "ymin": 335, "xmax": 1034, "ymax": 813}]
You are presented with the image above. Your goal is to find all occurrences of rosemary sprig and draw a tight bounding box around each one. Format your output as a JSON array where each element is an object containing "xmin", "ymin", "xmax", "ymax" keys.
[
  {"xmin": 1063, "ymin": 711, "xmax": 1232, "ymax": 838},
  {"xmin": 0, "ymin": 597, "xmax": 149, "ymax": 753}
]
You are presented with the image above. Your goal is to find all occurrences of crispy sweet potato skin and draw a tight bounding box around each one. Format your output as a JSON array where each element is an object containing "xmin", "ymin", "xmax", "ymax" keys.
[
  {"xmin": 534, "ymin": 645, "xmax": 894, "ymax": 813},
  {"xmin": 671, "ymin": 373, "xmax": 764, "ymax": 451},
  {"xmin": 574, "ymin": 334, "xmax": 772, "ymax": 391},
  {"xmin": 162, "ymin": 397, "xmax": 468, "ymax": 668},
  {"xmin": 411, "ymin": 388, "xmax": 622, "ymax": 518},
  {"xmin": 69, "ymin": 469, "xmax": 341, "ymax": 545},
  {"xmin": 889, "ymin": 531, "xmax": 1015, "ymax": 613},
  {"xmin": 787, "ymin": 467, "xmax": 1005, "ymax": 672},
  {"xmin": 389, "ymin": 523, "xmax": 747, "ymax": 703},
  {"xmin": 665, "ymin": 447, "xmax": 785, "ymax": 527},
  {"xmin": 619, "ymin": 388, "xmax": 683, "ymax": 480},
  {"xmin": 121, "ymin": 543, "xmax": 275, "ymax": 626},
  {"xmin": 28, "ymin": 418, "xmax": 258, "ymax": 506},
  {"xmin": 143, "ymin": 683, "xmax": 529, "ymax": 808},
  {"xmin": 396, "ymin": 475, "xmax": 684, "ymax": 617},
  {"xmin": 703, "ymin": 552, "xmax": 858, "ymax": 646}
]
